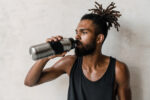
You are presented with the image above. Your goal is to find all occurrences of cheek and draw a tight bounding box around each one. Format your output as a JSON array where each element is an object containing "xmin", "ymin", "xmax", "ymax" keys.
[
  {"xmin": 81, "ymin": 35, "xmax": 94, "ymax": 45},
  {"xmin": 81, "ymin": 36, "xmax": 89, "ymax": 44}
]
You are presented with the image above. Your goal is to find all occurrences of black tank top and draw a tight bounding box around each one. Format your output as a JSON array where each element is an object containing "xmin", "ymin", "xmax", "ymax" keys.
[{"xmin": 67, "ymin": 56, "xmax": 116, "ymax": 100}]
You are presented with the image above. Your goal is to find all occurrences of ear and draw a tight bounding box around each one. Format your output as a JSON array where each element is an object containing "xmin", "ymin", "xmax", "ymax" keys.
[{"xmin": 96, "ymin": 34, "xmax": 104, "ymax": 44}]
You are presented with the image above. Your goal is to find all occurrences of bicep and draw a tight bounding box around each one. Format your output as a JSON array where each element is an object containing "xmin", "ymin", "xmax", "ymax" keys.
[
  {"xmin": 36, "ymin": 55, "xmax": 76, "ymax": 85},
  {"xmin": 36, "ymin": 66, "xmax": 65, "ymax": 85}
]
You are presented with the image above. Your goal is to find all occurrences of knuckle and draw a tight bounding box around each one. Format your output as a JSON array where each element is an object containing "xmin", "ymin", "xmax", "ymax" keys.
[{"xmin": 46, "ymin": 38, "xmax": 52, "ymax": 42}]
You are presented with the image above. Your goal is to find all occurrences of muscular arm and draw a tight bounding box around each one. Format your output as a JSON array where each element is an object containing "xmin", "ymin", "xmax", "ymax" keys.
[
  {"xmin": 24, "ymin": 55, "xmax": 76, "ymax": 87},
  {"xmin": 116, "ymin": 61, "xmax": 132, "ymax": 100}
]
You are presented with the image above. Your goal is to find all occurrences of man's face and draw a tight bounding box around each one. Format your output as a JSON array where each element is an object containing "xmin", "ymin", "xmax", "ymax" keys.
[{"xmin": 75, "ymin": 19, "xmax": 97, "ymax": 56}]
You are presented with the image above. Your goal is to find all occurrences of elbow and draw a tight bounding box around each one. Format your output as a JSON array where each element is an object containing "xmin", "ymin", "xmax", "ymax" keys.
[{"xmin": 24, "ymin": 80, "xmax": 36, "ymax": 87}]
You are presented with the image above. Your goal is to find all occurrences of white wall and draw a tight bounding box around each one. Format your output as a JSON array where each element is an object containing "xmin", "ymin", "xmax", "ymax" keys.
[{"xmin": 0, "ymin": 0, "xmax": 150, "ymax": 100}]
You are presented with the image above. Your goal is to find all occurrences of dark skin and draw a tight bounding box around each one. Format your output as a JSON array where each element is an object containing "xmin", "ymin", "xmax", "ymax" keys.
[{"xmin": 24, "ymin": 19, "xmax": 131, "ymax": 100}]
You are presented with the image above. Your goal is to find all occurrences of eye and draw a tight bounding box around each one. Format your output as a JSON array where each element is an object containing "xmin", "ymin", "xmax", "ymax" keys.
[{"xmin": 83, "ymin": 31, "xmax": 88, "ymax": 34}]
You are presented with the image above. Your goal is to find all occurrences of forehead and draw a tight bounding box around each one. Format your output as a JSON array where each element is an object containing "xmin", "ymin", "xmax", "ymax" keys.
[{"xmin": 77, "ymin": 19, "xmax": 95, "ymax": 30}]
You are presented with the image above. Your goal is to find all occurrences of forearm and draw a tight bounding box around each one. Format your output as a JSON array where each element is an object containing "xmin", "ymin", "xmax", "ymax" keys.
[{"xmin": 24, "ymin": 58, "xmax": 50, "ymax": 86}]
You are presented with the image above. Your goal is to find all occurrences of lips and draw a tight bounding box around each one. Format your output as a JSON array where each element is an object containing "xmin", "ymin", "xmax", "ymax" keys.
[
  {"xmin": 75, "ymin": 40, "xmax": 80, "ymax": 44},
  {"xmin": 75, "ymin": 40, "xmax": 82, "ymax": 47},
  {"xmin": 76, "ymin": 40, "xmax": 81, "ymax": 45}
]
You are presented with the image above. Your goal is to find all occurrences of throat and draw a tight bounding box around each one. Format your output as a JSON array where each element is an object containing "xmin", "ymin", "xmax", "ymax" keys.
[
  {"xmin": 81, "ymin": 56, "xmax": 111, "ymax": 82},
  {"xmin": 82, "ymin": 55, "xmax": 108, "ymax": 69}
]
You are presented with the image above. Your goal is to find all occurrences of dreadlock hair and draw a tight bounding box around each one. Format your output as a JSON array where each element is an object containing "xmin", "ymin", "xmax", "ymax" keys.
[{"xmin": 81, "ymin": 2, "xmax": 121, "ymax": 43}]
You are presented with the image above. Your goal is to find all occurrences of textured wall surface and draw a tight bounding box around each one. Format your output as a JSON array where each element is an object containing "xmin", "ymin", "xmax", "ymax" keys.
[{"xmin": 0, "ymin": 0, "xmax": 150, "ymax": 100}]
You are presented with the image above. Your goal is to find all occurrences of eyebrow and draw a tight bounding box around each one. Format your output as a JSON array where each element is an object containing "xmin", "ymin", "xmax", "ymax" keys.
[{"xmin": 75, "ymin": 28, "xmax": 91, "ymax": 32}]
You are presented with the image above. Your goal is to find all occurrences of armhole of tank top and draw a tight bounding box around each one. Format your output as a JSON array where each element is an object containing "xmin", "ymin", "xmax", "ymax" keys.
[
  {"xmin": 112, "ymin": 57, "xmax": 116, "ymax": 82},
  {"xmin": 69, "ymin": 56, "xmax": 78, "ymax": 78},
  {"xmin": 112, "ymin": 57, "xmax": 117, "ymax": 98}
]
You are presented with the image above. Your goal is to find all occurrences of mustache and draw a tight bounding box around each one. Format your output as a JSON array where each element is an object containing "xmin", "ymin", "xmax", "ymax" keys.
[{"xmin": 75, "ymin": 40, "xmax": 82, "ymax": 45}]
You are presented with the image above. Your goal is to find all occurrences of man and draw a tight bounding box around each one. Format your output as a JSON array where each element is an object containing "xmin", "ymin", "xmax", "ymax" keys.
[{"xmin": 24, "ymin": 2, "xmax": 131, "ymax": 100}]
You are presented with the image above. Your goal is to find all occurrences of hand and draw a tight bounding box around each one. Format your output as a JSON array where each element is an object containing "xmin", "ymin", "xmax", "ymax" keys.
[
  {"xmin": 45, "ymin": 35, "xmax": 67, "ymax": 60},
  {"xmin": 46, "ymin": 35, "xmax": 63, "ymax": 42}
]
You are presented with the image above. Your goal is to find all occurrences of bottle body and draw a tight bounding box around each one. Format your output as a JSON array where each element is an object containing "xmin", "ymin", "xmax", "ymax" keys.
[{"xmin": 29, "ymin": 38, "xmax": 76, "ymax": 60}]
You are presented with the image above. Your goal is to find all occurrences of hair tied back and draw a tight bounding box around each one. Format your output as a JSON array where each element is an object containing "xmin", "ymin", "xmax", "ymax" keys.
[{"xmin": 89, "ymin": 2, "xmax": 121, "ymax": 31}]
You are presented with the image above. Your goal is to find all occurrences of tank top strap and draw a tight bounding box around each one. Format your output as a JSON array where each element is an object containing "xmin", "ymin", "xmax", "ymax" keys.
[
  {"xmin": 110, "ymin": 56, "xmax": 116, "ymax": 78},
  {"xmin": 107, "ymin": 56, "xmax": 116, "ymax": 83},
  {"xmin": 94, "ymin": 56, "xmax": 116, "ymax": 84},
  {"xmin": 68, "ymin": 56, "xmax": 85, "ymax": 100},
  {"xmin": 69, "ymin": 56, "xmax": 78, "ymax": 78},
  {"xmin": 69, "ymin": 56, "xmax": 83, "ymax": 77}
]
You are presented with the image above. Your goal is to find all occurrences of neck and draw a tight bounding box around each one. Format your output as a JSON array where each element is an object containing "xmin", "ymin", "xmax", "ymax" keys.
[{"xmin": 82, "ymin": 48, "xmax": 106, "ymax": 69}]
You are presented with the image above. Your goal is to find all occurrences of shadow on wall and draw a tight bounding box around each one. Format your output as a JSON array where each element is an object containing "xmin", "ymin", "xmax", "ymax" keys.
[{"xmin": 113, "ymin": 20, "xmax": 144, "ymax": 100}]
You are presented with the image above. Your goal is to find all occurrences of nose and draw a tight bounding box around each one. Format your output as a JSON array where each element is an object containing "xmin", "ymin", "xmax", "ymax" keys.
[{"xmin": 75, "ymin": 33, "xmax": 81, "ymax": 40}]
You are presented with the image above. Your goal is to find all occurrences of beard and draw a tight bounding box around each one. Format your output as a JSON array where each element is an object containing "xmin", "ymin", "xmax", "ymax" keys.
[{"xmin": 75, "ymin": 38, "xmax": 96, "ymax": 57}]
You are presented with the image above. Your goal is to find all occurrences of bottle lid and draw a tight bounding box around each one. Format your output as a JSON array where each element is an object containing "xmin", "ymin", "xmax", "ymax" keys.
[{"xmin": 69, "ymin": 38, "xmax": 77, "ymax": 49}]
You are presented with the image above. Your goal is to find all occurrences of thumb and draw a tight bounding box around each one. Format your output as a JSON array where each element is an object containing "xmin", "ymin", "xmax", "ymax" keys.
[{"xmin": 61, "ymin": 51, "xmax": 68, "ymax": 56}]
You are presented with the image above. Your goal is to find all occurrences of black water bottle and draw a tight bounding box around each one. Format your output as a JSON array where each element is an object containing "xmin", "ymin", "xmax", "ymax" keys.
[{"xmin": 29, "ymin": 38, "xmax": 76, "ymax": 60}]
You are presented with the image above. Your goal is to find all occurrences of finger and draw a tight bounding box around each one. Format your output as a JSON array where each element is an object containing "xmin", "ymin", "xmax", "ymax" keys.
[
  {"xmin": 62, "ymin": 51, "xmax": 67, "ymax": 56},
  {"xmin": 46, "ymin": 37, "xmax": 57, "ymax": 42},
  {"xmin": 63, "ymin": 52, "xmax": 67, "ymax": 57},
  {"xmin": 54, "ymin": 36, "xmax": 63, "ymax": 41},
  {"xmin": 63, "ymin": 51, "xmax": 67, "ymax": 54},
  {"xmin": 50, "ymin": 36, "xmax": 57, "ymax": 41},
  {"xmin": 46, "ymin": 38, "xmax": 53, "ymax": 42},
  {"xmin": 57, "ymin": 35, "xmax": 63, "ymax": 40},
  {"xmin": 46, "ymin": 35, "xmax": 63, "ymax": 42},
  {"xmin": 53, "ymin": 36, "xmax": 62, "ymax": 42}
]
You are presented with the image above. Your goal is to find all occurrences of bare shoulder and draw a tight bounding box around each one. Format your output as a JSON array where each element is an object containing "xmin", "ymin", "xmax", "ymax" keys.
[
  {"xmin": 59, "ymin": 55, "xmax": 77, "ymax": 76},
  {"xmin": 115, "ymin": 59, "xmax": 129, "ymax": 75},
  {"xmin": 115, "ymin": 59, "xmax": 130, "ymax": 84}
]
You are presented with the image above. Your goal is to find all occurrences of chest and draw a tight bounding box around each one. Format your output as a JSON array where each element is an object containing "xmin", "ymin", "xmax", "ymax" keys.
[{"xmin": 81, "ymin": 65, "xmax": 109, "ymax": 82}]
